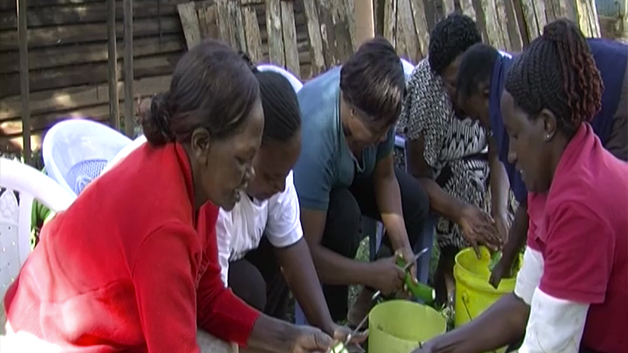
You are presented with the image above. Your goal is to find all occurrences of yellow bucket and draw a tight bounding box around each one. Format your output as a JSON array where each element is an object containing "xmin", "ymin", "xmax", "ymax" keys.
[
  {"xmin": 454, "ymin": 247, "xmax": 519, "ymax": 353},
  {"xmin": 368, "ymin": 300, "xmax": 447, "ymax": 353}
]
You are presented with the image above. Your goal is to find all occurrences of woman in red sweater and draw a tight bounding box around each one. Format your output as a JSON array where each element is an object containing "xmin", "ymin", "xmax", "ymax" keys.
[{"xmin": 3, "ymin": 40, "xmax": 334, "ymax": 353}]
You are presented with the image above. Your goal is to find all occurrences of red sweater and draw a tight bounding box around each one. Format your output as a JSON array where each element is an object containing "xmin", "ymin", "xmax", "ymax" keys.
[{"xmin": 4, "ymin": 143, "xmax": 260, "ymax": 352}]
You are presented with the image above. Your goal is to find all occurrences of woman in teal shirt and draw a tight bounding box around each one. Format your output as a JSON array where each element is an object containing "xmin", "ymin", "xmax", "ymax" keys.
[{"xmin": 293, "ymin": 37, "xmax": 430, "ymax": 324}]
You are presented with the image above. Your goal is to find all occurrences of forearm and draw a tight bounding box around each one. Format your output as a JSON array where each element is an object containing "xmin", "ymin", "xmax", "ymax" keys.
[
  {"xmin": 489, "ymin": 138, "xmax": 509, "ymax": 218},
  {"xmin": 275, "ymin": 239, "xmax": 335, "ymax": 335},
  {"xmin": 417, "ymin": 177, "xmax": 465, "ymax": 223},
  {"xmin": 308, "ymin": 242, "xmax": 374, "ymax": 286},
  {"xmin": 375, "ymin": 173, "xmax": 410, "ymax": 250},
  {"xmin": 429, "ymin": 293, "xmax": 529, "ymax": 353},
  {"xmin": 247, "ymin": 315, "xmax": 299, "ymax": 353},
  {"xmin": 501, "ymin": 201, "xmax": 528, "ymax": 263}
]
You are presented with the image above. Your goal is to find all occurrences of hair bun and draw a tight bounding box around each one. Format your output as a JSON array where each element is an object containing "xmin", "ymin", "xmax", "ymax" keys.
[{"xmin": 139, "ymin": 93, "xmax": 175, "ymax": 146}]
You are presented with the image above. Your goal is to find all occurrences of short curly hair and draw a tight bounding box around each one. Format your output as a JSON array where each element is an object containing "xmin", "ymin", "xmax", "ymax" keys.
[{"xmin": 428, "ymin": 12, "xmax": 482, "ymax": 75}]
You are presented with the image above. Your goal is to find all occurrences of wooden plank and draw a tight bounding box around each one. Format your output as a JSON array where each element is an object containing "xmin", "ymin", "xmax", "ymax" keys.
[
  {"xmin": 265, "ymin": 0, "xmax": 285, "ymax": 66},
  {"xmin": 503, "ymin": 0, "xmax": 523, "ymax": 52},
  {"xmin": 214, "ymin": 0, "xmax": 233, "ymax": 46},
  {"xmin": 242, "ymin": 4, "xmax": 262, "ymax": 62},
  {"xmin": 441, "ymin": 0, "xmax": 455, "ymax": 16},
  {"xmin": 409, "ymin": 0, "xmax": 429, "ymax": 58},
  {"xmin": 108, "ymin": 0, "xmax": 120, "ymax": 129},
  {"xmin": 331, "ymin": 0, "xmax": 354, "ymax": 61},
  {"xmin": 0, "ymin": 53, "xmax": 181, "ymax": 97},
  {"xmin": 575, "ymin": 0, "xmax": 600, "ymax": 38},
  {"xmin": 1, "ymin": 104, "xmax": 123, "ymax": 136},
  {"xmin": 0, "ymin": 75, "xmax": 172, "ymax": 121},
  {"xmin": 494, "ymin": 0, "xmax": 512, "ymax": 51},
  {"xmin": 480, "ymin": 0, "xmax": 506, "ymax": 49},
  {"xmin": 382, "ymin": 0, "xmax": 395, "ymax": 47},
  {"xmin": 519, "ymin": 0, "xmax": 546, "ymax": 41},
  {"xmin": 281, "ymin": 0, "xmax": 299, "ymax": 76},
  {"xmin": 301, "ymin": 0, "xmax": 324, "ymax": 75},
  {"xmin": 17, "ymin": 0, "xmax": 31, "ymax": 164},
  {"xmin": 0, "ymin": 0, "xmax": 182, "ymax": 30},
  {"xmin": 459, "ymin": 0, "xmax": 476, "ymax": 21},
  {"xmin": 229, "ymin": 0, "xmax": 247, "ymax": 51},
  {"xmin": 123, "ymin": 0, "xmax": 134, "ymax": 137},
  {"xmin": 0, "ymin": 0, "xmax": 112, "ymax": 11},
  {"xmin": 178, "ymin": 1, "xmax": 202, "ymax": 49},
  {"xmin": 0, "ymin": 16, "xmax": 182, "ymax": 52},
  {"xmin": 197, "ymin": 4, "xmax": 219, "ymax": 39},
  {"xmin": 397, "ymin": 0, "xmax": 420, "ymax": 62},
  {"xmin": 0, "ymin": 35, "xmax": 184, "ymax": 74}
]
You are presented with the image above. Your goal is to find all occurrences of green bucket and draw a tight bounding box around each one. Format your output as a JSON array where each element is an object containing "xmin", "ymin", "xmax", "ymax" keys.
[{"xmin": 368, "ymin": 300, "xmax": 447, "ymax": 353}]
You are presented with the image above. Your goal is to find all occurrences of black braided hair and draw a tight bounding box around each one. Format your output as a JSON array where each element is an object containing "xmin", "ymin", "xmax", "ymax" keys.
[
  {"xmin": 239, "ymin": 51, "xmax": 301, "ymax": 145},
  {"xmin": 505, "ymin": 19, "xmax": 603, "ymax": 136},
  {"xmin": 428, "ymin": 12, "xmax": 482, "ymax": 75}
]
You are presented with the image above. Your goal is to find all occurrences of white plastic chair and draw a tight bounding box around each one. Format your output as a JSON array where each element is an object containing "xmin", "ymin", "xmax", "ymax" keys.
[
  {"xmin": 101, "ymin": 135, "xmax": 148, "ymax": 176},
  {"xmin": 0, "ymin": 158, "xmax": 75, "ymax": 301},
  {"xmin": 42, "ymin": 119, "xmax": 132, "ymax": 197},
  {"xmin": 256, "ymin": 64, "xmax": 303, "ymax": 93}
]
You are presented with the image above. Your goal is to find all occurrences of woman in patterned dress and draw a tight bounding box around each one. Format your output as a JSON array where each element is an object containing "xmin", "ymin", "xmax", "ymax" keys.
[{"xmin": 399, "ymin": 13, "xmax": 512, "ymax": 307}]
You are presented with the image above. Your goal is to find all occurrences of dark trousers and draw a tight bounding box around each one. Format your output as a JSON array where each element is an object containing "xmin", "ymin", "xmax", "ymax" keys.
[
  {"xmin": 228, "ymin": 237, "xmax": 290, "ymax": 320},
  {"xmin": 321, "ymin": 167, "xmax": 430, "ymax": 321}
]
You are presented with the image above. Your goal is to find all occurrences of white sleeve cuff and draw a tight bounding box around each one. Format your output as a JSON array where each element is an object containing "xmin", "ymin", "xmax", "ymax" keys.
[
  {"xmin": 514, "ymin": 247, "xmax": 544, "ymax": 305},
  {"xmin": 519, "ymin": 288, "xmax": 589, "ymax": 353}
]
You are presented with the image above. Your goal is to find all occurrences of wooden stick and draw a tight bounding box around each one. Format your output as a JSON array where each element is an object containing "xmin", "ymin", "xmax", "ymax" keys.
[
  {"xmin": 16, "ymin": 0, "xmax": 31, "ymax": 164},
  {"xmin": 107, "ymin": 0, "xmax": 120, "ymax": 130},
  {"xmin": 123, "ymin": 0, "xmax": 134, "ymax": 137}
]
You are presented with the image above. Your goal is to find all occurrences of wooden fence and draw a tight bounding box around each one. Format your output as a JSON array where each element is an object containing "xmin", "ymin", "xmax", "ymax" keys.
[{"xmin": 0, "ymin": 0, "xmax": 602, "ymax": 155}]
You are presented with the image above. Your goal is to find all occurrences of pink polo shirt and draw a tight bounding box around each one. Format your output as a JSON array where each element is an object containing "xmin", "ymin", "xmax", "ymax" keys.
[{"xmin": 526, "ymin": 123, "xmax": 628, "ymax": 352}]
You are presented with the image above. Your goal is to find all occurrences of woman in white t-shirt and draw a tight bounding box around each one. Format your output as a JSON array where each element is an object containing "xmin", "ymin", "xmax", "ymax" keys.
[{"xmin": 216, "ymin": 57, "xmax": 350, "ymax": 340}]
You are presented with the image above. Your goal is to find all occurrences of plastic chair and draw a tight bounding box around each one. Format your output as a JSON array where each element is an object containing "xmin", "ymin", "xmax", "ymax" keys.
[
  {"xmin": 0, "ymin": 158, "xmax": 75, "ymax": 301},
  {"xmin": 101, "ymin": 135, "xmax": 148, "ymax": 176},
  {"xmin": 256, "ymin": 64, "xmax": 303, "ymax": 92},
  {"xmin": 42, "ymin": 119, "xmax": 132, "ymax": 197}
]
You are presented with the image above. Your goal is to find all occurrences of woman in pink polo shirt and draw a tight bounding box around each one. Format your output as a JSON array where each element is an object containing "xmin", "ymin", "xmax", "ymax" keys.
[{"xmin": 412, "ymin": 19, "xmax": 627, "ymax": 353}]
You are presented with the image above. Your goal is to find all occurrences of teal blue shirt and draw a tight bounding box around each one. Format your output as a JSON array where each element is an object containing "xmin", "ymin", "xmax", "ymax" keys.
[{"xmin": 294, "ymin": 67, "xmax": 395, "ymax": 211}]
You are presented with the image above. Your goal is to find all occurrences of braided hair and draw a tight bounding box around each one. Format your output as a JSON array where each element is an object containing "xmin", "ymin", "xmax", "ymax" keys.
[
  {"xmin": 505, "ymin": 19, "xmax": 603, "ymax": 137},
  {"xmin": 239, "ymin": 52, "xmax": 301, "ymax": 145}
]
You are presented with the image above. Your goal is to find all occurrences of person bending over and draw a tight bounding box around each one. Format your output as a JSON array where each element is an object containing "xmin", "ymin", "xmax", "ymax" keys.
[
  {"xmin": 413, "ymin": 19, "xmax": 628, "ymax": 353},
  {"xmin": 455, "ymin": 25, "xmax": 628, "ymax": 289},
  {"xmin": 399, "ymin": 12, "xmax": 509, "ymax": 307},
  {"xmin": 294, "ymin": 37, "xmax": 430, "ymax": 325},
  {"xmin": 3, "ymin": 40, "xmax": 334, "ymax": 353},
  {"xmin": 216, "ymin": 58, "xmax": 360, "ymax": 346}
]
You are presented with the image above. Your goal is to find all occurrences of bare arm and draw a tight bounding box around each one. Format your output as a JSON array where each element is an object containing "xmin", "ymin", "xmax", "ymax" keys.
[
  {"xmin": 500, "ymin": 200, "xmax": 528, "ymax": 266},
  {"xmin": 488, "ymin": 136, "xmax": 510, "ymax": 219},
  {"xmin": 301, "ymin": 209, "xmax": 373, "ymax": 287},
  {"xmin": 373, "ymin": 153, "xmax": 411, "ymax": 251},
  {"xmin": 425, "ymin": 293, "xmax": 529, "ymax": 353},
  {"xmin": 406, "ymin": 135, "xmax": 465, "ymax": 223},
  {"xmin": 274, "ymin": 238, "xmax": 335, "ymax": 335}
]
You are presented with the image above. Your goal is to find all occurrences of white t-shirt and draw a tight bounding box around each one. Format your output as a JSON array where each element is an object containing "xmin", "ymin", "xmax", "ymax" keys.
[
  {"xmin": 515, "ymin": 247, "xmax": 589, "ymax": 353},
  {"xmin": 216, "ymin": 171, "xmax": 302, "ymax": 285}
]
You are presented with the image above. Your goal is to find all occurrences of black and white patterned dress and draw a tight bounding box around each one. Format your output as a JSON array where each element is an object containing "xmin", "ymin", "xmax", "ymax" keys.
[{"xmin": 398, "ymin": 59, "xmax": 490, "ymax": 250}]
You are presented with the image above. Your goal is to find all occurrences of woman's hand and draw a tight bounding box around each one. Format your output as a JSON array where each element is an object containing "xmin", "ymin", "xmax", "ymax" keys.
[
  {"xmin": 492, "ymin": 212, "xmax": 510, "ymax": 245},
  {"xmin": 457, "ymin": 204, "xmax": 501, "ymax": 257},
  {"xmin": 369, "ymin": 256, "xmax": 405, "ymax": 296},
  {"xmin": 332, "ymin": 324, "xmax": 368, "ymax": 345},
  {"xmin": 397, "ymin": 246, "xmax": 418, "ymax": 285},
  {"xmin": 289, "ymin": 325, "xmax": 334, "ymax": 353}
]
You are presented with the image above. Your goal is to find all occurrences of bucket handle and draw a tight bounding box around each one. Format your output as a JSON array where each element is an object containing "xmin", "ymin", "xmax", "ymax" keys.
[{"xmin": 461, "ymin": 291, "xmax": 498, "ymax": 353}]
